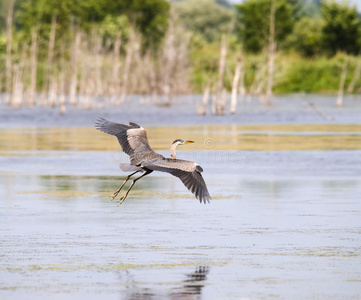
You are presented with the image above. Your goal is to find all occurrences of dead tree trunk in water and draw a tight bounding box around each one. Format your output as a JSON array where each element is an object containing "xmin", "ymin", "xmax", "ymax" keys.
[
  {"xmin": 5, "ymin": 0, "xmax": 14, "ymax": 105},
  {"xmin": 213, "ymin": 34, "xmax": 227, "ymax": 115},
  {"xmin": 28, "ymin": 27, "xmax": 38, "ymax": 106},
  {"xmin": 112, "ymin": 32, "xmax": 121, "ymax": 96},
  {"xmin": 120, "ymin": 29, "xmax": 136, "ymax": 104},
  {"xmin": 58, "ymin": 43, "xmax": 66, "ymax": 114},
  {"xmin": 46, "ymin": 15, "xmax": 57, "ymax": 106},
  {"xmin": 197, "ymin": 80, "xmax": 211, "ymax": 115},
  {"xmin": 162, "ymin": 8, "xmax": 176, "ymax": 106},
  {"xmin": 248, "ymin": 59, "xmax": 267, "ymax": 102},
  {"xmin": 239, "ymin": 57, "xmax": 246, "ymax": 101},
  {"xmin": 0, "ymin": 73, "xmax": 2, "ymax": 97},
  {"xmin": 347, "ymin": 57, "xmax": 361, "ymax": 93},
  {"xmin": 265, "ymin": 0, "xmax": 276, "ymax": 106},
  {"xmin": 337, "ymin": 57, "xmax": 348, "ymax": 107},
  {"xmin": 69, "ymin": 30, "xmax": 81, "ymax": 106},
  {"xmin": 93, "ymin": 32, "xmax": 103, "ymax": 98},
  {"xmin": 142, "ymin": 52, "xmax": 159, "ymax": 104},
  {"xmin": 12, "ymin": 65, "xmax": 22, "ymax": 107},
  {"xmin": 230, "ymin": 52, "xmax": 242, "ymax": 114},
  {"xmin": 12, "ymin": 44, "xmax": 28, "ymax": 108}
]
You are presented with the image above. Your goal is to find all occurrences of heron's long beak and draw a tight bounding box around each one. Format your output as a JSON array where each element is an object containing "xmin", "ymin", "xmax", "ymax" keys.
[{"xmin": 185, "ymin": 140, "xmax": 195, "ymax": 144}]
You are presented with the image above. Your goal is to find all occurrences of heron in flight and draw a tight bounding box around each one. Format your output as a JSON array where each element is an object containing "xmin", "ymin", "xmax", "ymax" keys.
[{"xmin": 95, "ymin": 118, "xmax": 211, "ymax": 205}]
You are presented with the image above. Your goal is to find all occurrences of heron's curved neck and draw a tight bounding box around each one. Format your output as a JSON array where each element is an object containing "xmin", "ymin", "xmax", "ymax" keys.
[{"xmin": 171, "ymin": 143, "xmax": 178, "ymax": 159}]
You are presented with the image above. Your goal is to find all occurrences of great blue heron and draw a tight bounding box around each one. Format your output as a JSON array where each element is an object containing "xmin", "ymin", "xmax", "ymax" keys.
[{"xmin": 95, "ymin": 118, "xmax": 211, "ymax": 205}]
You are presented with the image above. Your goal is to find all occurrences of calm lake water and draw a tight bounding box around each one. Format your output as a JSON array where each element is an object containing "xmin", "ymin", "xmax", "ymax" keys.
[{"xmin": 1, "ymin": 96, "xmax": 361, "ymax": 299}]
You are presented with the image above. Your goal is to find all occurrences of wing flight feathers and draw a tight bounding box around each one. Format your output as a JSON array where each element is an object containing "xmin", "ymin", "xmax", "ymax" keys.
[
  {"xmin": 144, "ymin": 159, "xmax": 211, "ymax": 204},
  {"xmin": 95, "ymin": 118, "xmax": 152, "ymax": 155}
]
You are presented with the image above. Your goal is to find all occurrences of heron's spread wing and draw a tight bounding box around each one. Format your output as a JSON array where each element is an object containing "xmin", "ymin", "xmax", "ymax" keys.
[
  {"xmin": 95, "ymin": 118, "xmax": 153, "ymax": 155},
  {"xmin": 144, "ymin": 158, "xmax": 211, "ymax": 204}
]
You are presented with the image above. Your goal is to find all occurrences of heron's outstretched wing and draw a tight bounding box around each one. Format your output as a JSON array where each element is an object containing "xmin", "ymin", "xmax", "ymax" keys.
[
  {"xmin": 95, "ymin": 118, "xmax": 153, "ymax": 155},
  {"xmin": 144, "ymin": 158, "xmax": 211, "ymax": 204}
]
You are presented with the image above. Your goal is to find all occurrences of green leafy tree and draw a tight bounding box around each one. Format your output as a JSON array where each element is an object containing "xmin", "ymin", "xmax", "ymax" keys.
[
  {"xmin": 175, "ymin": 0, "xmax": 235, "ymax": 43},
  {"xmin": 0, "ymin": 0, "xmax": 27, "ymax": 32},
  {"xmin": 321, "ymin": 0, "xmax": 360, "ymax": 55},
  {"xmin": 15, "ymin": 0, "xmax": 169, "ymax": 50},
  {"xmin": 100, "ymin": 15, "xmax": 130, "ymax": 42},
  {"xmin": 301, "ymin": 0, "xmax": 321, "ymax": 17},
  {"xmin": 235, "ymin": 0, "xmax": 301, "ymax": 53},
  {"xmin": 286, "ymin": 16, "xmax": 323, "ymax": 57}
]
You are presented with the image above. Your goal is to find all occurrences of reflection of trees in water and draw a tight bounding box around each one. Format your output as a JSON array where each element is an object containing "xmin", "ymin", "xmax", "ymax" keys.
[{"xmin": 121, "ymin": 266, "xmax": 210, "ymax": 300}]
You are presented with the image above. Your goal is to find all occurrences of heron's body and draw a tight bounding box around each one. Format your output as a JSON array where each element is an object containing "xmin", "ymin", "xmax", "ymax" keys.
[{"xmin": 95, "ymin": 118, "xmax": 211, "ymax": 205}]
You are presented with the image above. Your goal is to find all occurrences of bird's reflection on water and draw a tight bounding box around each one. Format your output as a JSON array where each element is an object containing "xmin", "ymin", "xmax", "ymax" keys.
[
  {"xmin": 121, "ymin": 266, "xmax": 210, "ymax": 300},
  {"xmin": 170, "ymin": 266, "xmax": 210, "ymax": 299}
]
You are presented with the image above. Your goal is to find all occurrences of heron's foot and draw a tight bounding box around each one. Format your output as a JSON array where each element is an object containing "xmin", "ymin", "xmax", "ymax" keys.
[
  {"xmin": 117, "ymin": 195, "xmax": 127, "ymax": 206},
  {"xmin": 110, "ymin": 189, "xmax": 121, "ymax": 201}
]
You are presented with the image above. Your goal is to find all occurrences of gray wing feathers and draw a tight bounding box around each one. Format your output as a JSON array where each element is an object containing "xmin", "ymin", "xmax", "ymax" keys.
[
  {"xmin": 146, "ymin": 158, "xmax": 199, "ymax": 172},
  {"xmin": 95, "ymin": 118, "xmax": 152, "ymax": 155},
  {"xmin": 127, "ymin": 128, "xmax": 153, "ymax": 153},
  {"xmin": 145, "ymin": 159, "xmax": 211, "ymax": 204}
]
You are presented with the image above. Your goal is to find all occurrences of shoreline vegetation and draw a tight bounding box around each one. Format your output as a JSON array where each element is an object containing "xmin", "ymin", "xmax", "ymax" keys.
[{"xmin": 0, "ymin": 0, "xmax": 361, "ymax": 115}]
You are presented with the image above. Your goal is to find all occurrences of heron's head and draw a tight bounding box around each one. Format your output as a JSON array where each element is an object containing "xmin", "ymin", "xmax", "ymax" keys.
[{"xmin": 172, "ymin": 139, "xmax": 195, "ymax": 146}]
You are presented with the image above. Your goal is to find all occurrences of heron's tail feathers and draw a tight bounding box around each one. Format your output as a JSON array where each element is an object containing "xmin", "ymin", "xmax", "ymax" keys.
[{"xmin": 119, "ymin": 163, "xmax": 144, "ymax": 173}]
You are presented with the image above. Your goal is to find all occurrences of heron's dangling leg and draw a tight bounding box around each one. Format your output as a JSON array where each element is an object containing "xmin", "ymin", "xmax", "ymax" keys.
[
  {"xmin": 111, "ymin": 170, "xmax": 140, "ymax": 201},
  {"xmin": 117, "ymin": 170, "xmax": 153, "ymax": 206}
]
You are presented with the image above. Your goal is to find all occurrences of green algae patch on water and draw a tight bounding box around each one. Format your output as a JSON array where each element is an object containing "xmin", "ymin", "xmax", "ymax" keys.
[
  {"xmin": 17, "ymin": 190, "xmax": 99, "ymax": 200},
  {"xmin": 1, "ymin": 124, "xmax": 361, "ymax": 152},
  {"xmin": 1, "ymin": 262, "xmax": 227, "ymax": 273}
]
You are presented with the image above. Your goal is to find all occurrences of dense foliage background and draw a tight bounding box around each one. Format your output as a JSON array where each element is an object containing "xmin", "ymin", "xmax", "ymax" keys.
[{"xmin": 1, "ymin": 0, "xmax": 361, "ymax": 98}]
